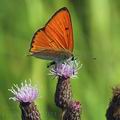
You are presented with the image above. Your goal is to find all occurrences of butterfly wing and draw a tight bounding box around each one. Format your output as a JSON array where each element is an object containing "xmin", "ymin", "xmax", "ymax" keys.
[
  {"xmin": 44, "ymin": 7, "xmax": 73, "ymax": 52},
  {"xmin": 29, "ymin": 7, "xmax": 73, "ymax": 61}
]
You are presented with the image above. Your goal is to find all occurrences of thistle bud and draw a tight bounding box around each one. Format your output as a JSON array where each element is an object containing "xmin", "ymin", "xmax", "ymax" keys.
[
  {"xmin": 106, "ymin": 86, "xmax": 120, "ymax": 120},
  {"xmin": 63, "ymin": 101, "xmax": 81, "ymax": 120}
]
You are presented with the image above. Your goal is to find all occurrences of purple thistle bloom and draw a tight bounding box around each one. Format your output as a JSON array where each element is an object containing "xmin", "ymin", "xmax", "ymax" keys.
[
  {"xmin": 50, "ymin": 58, "xmax": 81, "ymax": 79},
  {"xmin": 9, "ymin": 80, "xmax": 39, "ymax": 103}
]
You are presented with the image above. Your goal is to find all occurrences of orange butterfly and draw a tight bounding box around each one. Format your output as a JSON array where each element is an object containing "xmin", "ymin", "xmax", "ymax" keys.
[{"xmin": 29, "ymin": 7, "xmax": 74, "ymax": 64}]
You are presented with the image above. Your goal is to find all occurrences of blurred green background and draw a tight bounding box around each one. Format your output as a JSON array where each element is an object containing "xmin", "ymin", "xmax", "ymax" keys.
[{"xmin": 0, "ymin": 0, "xmax": 120, "ymax": 120}]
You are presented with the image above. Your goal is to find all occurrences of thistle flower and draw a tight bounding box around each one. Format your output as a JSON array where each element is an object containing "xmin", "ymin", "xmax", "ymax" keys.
[
  {"xmin": 63, "ymin": 101, "xmax": 81, "ymax": 120},
  {"xmin": 50, "ymin": 58, "xmax": 81, "ymax": 79},
  {"xmin": 106, "ymin": 86, "xmax": 120, "ymax": 120},
  {"xmin": 9, "ymin": 80, "xmax": 39, "ymax": 103},
  {"xmin": 51, "ymin": 58, "xmax": 81, "ymax": 109},
  {"xmin": 9, "ymin": 80, "xmax": 41, "ymax": 120}
]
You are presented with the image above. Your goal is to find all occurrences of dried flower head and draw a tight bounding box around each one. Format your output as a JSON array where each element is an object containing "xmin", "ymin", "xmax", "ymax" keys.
[
  {"xmin": 50, "ymin": 58, "xmax": 81, "ymax": 79},
  {"xmin": 9, "ymin": 80, "xmax": 39, "ymax": 103}
]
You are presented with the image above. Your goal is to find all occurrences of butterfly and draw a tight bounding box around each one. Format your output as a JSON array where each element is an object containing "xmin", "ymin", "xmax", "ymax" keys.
[{"xmin": 29, "ymin": 7, "xmax": 74, "ymax": 65}]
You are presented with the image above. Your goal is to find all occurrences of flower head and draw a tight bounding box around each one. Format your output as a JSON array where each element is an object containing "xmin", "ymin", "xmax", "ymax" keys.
[
  {"xmin": 50, "ymin": 58, "xmax": 81, "ymax": 79},
  {"xmin": 9, "ymin": 80, "xmax": 39, "ymax": 103}
]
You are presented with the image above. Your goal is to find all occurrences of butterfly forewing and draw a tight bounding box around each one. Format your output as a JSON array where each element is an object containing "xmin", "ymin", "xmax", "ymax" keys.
[
  {"xmin": 45, "ymin": 7, "xmax": 73, "ymax": 52},
  {"xmin": 30, "ymin": 30, "xmax": 59, "ymax": 52}
]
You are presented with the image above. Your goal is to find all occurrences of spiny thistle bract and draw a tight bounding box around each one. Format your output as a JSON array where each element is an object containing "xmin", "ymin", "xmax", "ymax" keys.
[
  {"xmin": 55, "ymin": 77, "xmax": 72, "ymax": 109},
  {"xmin": 63, "ymin": 100, "xmax": 81, "ymax": 120}
]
